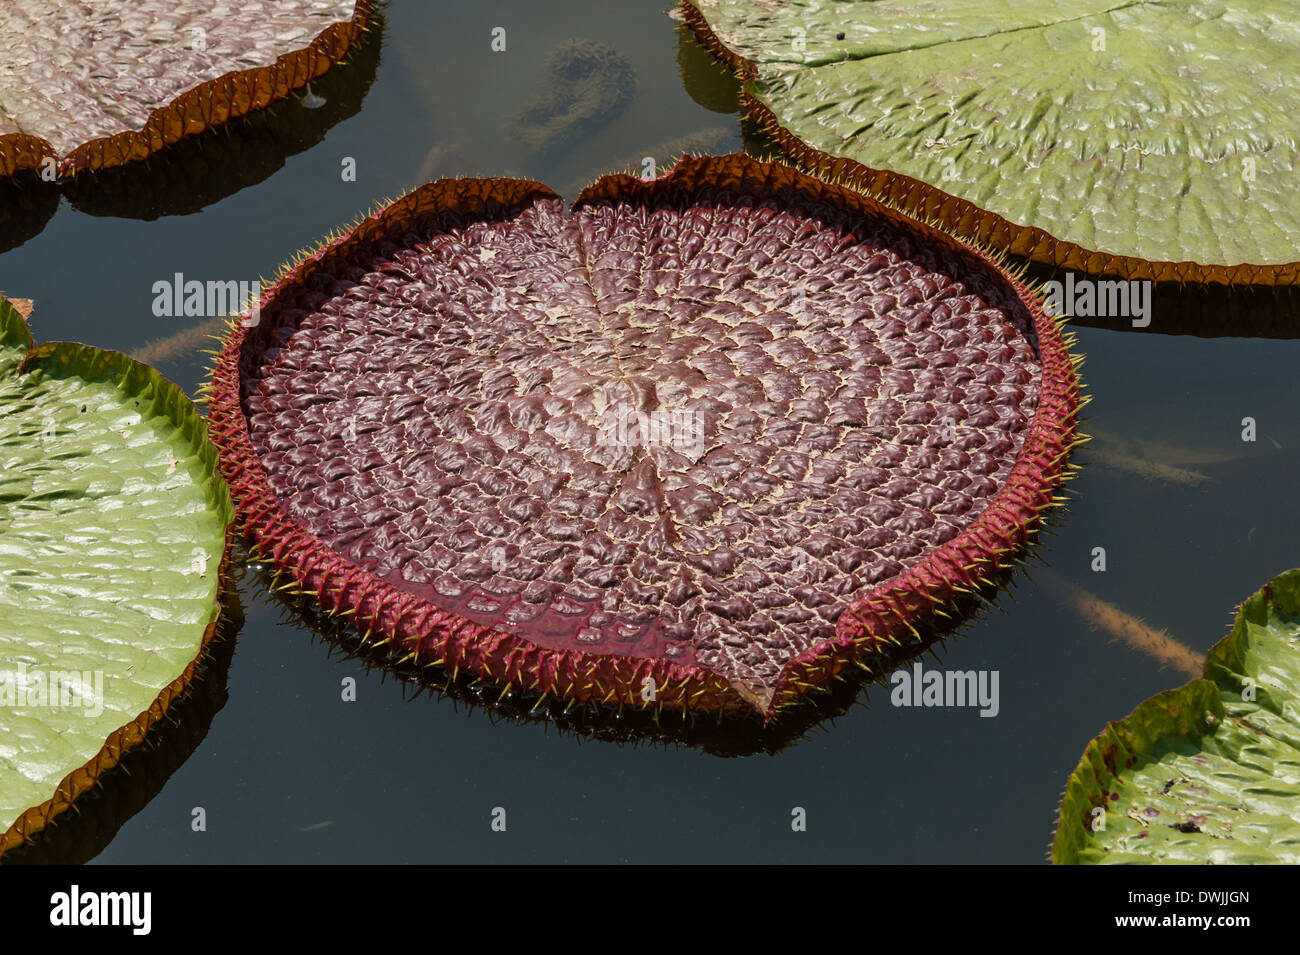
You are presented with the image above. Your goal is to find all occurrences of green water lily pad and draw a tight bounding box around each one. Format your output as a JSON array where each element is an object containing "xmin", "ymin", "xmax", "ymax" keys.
[
  {"xmin": 1054, "ymin": 568, "xmax": 1300, "ymax": 864},
  {"xmin": 683, "ymin": 0, "xmax": 1300, "ymax": 284},
  {"xmin": 0, "ymin": 295, "xmax": 233, "ymax": 854}
]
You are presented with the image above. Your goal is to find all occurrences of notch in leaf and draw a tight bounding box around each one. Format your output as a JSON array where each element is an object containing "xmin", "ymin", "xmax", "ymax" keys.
[{"xmin": 207, "ymin": 153, "xmax": 1080, "ymax": 722}]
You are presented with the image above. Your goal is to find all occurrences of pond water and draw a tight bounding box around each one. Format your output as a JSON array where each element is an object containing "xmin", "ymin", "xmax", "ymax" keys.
[{"xmin": 2, "ymin": 0, "xmax": 1298, "ymax": 863}]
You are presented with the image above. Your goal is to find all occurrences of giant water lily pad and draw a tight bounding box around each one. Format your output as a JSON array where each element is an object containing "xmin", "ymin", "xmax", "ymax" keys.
[
  {"xmin": 682, "ymin": 0, "xmax": 1300, "ymax": 285},
  {"xmin": 1054, "ymin": 568, "xmax": 1300, "ymax": 864},
  {"xmin": 0, "ymin": 296, "xmax": 233, "ymax": 854},
  {"xmin": 0, "ymin": 14, "xmax": 383, "ymax": 256},
  {"xmin": 0, "ymin": 0, "xmax": 375, "ymax": 178},
  {"xmin": 208, "ymin": 153, "xmax": 1079, "ymax": 719}
]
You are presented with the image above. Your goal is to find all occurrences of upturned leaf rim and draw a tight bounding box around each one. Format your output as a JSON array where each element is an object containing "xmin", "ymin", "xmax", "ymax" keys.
[{"xmin": 206, "ymin": 152, "xmax": 1081, "ymax": 720}]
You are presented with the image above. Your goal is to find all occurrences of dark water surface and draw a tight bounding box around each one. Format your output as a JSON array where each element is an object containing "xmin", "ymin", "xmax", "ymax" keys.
[{"xmin": 2, "ymin": 0, "xmax": 1298, "ymax": 863}]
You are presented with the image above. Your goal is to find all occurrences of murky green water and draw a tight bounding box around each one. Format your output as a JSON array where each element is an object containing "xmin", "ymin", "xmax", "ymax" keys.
[{"xmin": 3, "ymin": 0, "xmax": 1298, "ymax": 863}]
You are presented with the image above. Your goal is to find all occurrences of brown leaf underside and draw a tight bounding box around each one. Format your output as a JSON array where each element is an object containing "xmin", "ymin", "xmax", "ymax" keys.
[{"xmin": 239, "ymin": 159, "xmax": 1044, "ymax": 700}]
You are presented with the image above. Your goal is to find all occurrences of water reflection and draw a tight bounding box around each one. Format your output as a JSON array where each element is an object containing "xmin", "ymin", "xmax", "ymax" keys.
[
  {"xmin": 1024, "ymin": 262, "xmax": 1300, "ymax": 339},
  {"xmin": 675, "ymin": 22, "xmax": 742, "ymax": 115},
  {"xmin": 256, "ymin": 558, "xmax": 1023, "ymax": 758}
]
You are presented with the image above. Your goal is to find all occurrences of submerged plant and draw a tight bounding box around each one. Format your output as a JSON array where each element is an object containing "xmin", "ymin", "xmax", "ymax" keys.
[
  {"xmin": 0, "ymin": 296, "xmax": 234, "ymax": 856},
  {"xmin": 208, "ymin": 153, "xmax": 1079, "ymax": 720},
  {"xmin": 511, "ymin": 38, "xmax": 637, "ymax": 157}
]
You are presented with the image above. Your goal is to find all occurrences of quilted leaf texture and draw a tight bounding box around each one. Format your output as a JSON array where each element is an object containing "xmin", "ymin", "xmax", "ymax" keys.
[
  {"xmin": 208, "ymin": 153, "xmax": 1079, "ymax": 720},
  {"xmin": 0, "ymin": 295, "xmax": 233, "ymax": 855},
  {"xmin": 0, "ymin": 0, "xmax": 375, "ymax": 177},
  {"xmin": 683, "ymin": 0, "xmax": 1300, "ymax": 285},
  {"xmin": 1054, "ymin": 568, "xmax": 1300, "ymax": 864}
]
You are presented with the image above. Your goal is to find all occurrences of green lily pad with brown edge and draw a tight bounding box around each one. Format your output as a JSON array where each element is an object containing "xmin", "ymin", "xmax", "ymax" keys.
[
  {"xmin": 2, "ymin": 569, "xmax": 242, "ymax": 865},
  {"xmin": 1053, "ymin": 568, "xmax": 1300, "ymax": 864},
  {"xmin": 681, "ymin": 0, "xmax": 1300, "ymax": 286},
  {"xmin": 0, "ymin": 0, "xmax": 376, "ymax": 179},
  {"xmin": 207, "ymin": 152, "xmax": 1080, "ymax": 721},
  {"xmin": 0, "ymin": 295, "xmax": 234, "ymax": 856}
]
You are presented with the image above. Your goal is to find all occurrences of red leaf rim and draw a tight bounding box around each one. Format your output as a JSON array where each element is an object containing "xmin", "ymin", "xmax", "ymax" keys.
[{"xmin": 207, "ymin": 153, "xmax": 1081, "ymax": 720}]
